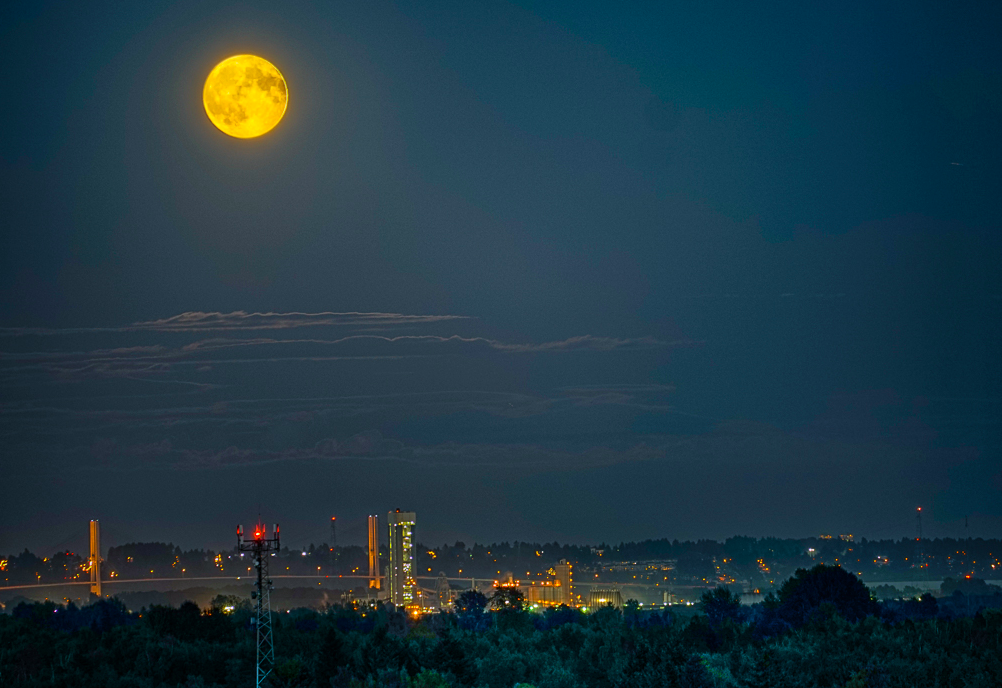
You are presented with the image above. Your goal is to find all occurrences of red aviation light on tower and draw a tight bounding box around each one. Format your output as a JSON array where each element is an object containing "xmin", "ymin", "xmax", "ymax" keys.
[{"xmin": 237, "ymin": 521, "xmax": 279, "ymax": 548}]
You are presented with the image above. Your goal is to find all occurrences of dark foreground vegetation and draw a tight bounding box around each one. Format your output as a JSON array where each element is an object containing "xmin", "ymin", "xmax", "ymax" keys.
[{"xmin": 2, "ymin": 566, "xmax": 1001, "ymax": 688}]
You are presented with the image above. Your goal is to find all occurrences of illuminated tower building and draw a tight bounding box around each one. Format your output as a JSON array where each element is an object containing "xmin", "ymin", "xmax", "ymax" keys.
[
  {"xmin": 387, "ymin": 510, "xmax": 416, "ymax": 606},
  {"xmin": 368, "ymin": 515, "xmax": 380, "ymax": 589},
  {"xmin": 555, "ymin": 559, "xmax": 573, "ymax": 606}
]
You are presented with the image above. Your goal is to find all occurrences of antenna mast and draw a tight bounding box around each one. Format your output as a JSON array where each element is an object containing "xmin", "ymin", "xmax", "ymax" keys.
[
  {"xmin": 238, "ymin": 521, "xmax": 280, "ymax": 688},
  {"xmin": 330, "ymin": 516, "xmax": 338, "ymax": 577}
]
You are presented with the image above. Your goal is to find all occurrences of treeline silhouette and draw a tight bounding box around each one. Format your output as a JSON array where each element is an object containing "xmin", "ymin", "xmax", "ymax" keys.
[
  {"xmin": 4, "ymin": 535, "xmax": 1000, "ymax": 587},
  {"xmin": 2, "ymin": 565, "xmax": 1001, "ymax": 687}
]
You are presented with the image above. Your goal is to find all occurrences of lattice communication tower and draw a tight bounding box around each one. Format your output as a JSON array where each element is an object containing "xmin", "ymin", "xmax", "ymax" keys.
[{"xmin": 238, "ymin": 522, "xmax": 280, "ymax": 688}]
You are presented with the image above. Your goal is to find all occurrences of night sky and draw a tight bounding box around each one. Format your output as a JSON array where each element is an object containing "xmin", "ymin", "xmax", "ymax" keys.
[{"xmin": 2, "ymin": 1, "xmax": 1000, "ymax": 553}]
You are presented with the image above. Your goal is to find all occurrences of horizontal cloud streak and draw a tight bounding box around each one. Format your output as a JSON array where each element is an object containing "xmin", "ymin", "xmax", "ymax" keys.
[
  {"xmin": 179, "ymin": 333, "xmax": 679, "ymax": 354},
  {"xmin": 0, "ymin": 311, "xmax": 470, "ymax": 336},
  {"xmin": 0, "ymin": 334, "xmax": 687, "ymax": 384},
  {"xmin": 0, "ymin": 386, "xmax": 683, "ymax": 444},
  {"xmin": 71, "ymin": 419, "xmax": 964, "ymax": 476},
  {"xmin": 78, "ymin": 432, "xmax": 670, "ymax": 472},
  {"xmin": 129, "ymin": 311, "xmax": 472, "ymax": 332}
]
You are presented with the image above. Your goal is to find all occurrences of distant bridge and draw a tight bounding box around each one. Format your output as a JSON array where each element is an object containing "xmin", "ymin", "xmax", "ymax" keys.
[
  {"xmin": 1, "ymin": 574, "xmax": 484, "ymax": 593},
  {"xmin": 4, "ymin": 520, "xmax": 702, "ymax": 601},
  {"xmin": 1, "ymin": 573, "xmax": 696, "ymax": 604}
]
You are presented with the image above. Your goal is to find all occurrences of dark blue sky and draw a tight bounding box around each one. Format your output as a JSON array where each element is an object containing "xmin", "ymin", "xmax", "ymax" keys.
[{"xmin": 2, "ymin": 1, "xmax": 1000, "ymax": 552}]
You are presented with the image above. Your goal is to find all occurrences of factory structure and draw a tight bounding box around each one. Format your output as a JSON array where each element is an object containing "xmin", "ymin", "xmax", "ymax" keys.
[
  {"xmin": 356, "ymin": 510, "xmax": 577, "ymax": 612},
  {"xmin": 79, "ymin": 513, "xmax": 598, "ymax": 617},
  {"xmin": 495, "ymin": 560, "xmax": 575, "ymax": 608}
]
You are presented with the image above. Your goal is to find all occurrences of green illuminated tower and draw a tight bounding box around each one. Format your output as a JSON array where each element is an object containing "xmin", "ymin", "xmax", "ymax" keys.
[{"xmin": 387, "ymin": 510, "xmax": 416, "ymax": 606}]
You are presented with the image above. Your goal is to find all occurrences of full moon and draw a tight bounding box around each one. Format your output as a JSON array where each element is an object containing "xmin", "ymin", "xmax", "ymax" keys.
[{"xmin": 203, "ymin": 55, "xmax": 288, "ymax": 138}]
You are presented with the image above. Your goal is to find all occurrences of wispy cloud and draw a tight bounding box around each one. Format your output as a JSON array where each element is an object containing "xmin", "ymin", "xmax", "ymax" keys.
[
  {"xmin": 79, "ymin": 432, "xmax": 670, "ymax": 472},
  {"xmin": 75, "ymin": 418, "xmax": 881, "ymax": 473},
  {"xmin": 129, "ymin": 311, "xmax": 472, "ymax": 332},
  {"xmin": 0, "ymin": 311, "xmax": 471, "ymax": 336},
  {"xmin": 0, "ymin": 387, "xmax": 676, "ymax": 442},
  {"xmin": 0, "ymin": 334, "xmax": 684, "ymax": 384},
  {"xmin": 179, "ymin": 333, "xmax": 679, "ymax": 354},
  {"xmin": 489, "ymin": 335, "xmax": 675, "ymax": 352},
  {"xmin": 0, "ymin": 309, "xmax": 685, "ymax": 477}
]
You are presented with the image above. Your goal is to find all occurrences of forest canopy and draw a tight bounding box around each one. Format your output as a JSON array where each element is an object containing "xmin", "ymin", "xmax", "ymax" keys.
[{"xmin": 2, "ymin": 564, "xmax": 1001, "ymax": 688}]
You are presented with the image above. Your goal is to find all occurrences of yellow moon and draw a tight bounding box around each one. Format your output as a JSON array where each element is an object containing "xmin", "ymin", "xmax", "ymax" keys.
[{"xmin": 203, "ymin": 55, "xmax": 288, "ymax": 138}]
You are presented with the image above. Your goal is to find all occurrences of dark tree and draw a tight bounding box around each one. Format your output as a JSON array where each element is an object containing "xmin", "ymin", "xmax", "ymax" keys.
[
  {"xmin": 917, "ymin": 592, "xmax": 938, "ymax": 619},
  {"xmin": 313, "ymin": 627, "xmax": 351, "ymax": 686},
  {"xmin": 540, "ymin": 603, "xmax": 583, "ymax": 629},
  {"xmin": 701, "ymin": 587, "xmax": 742, "ymax": 627},
  {"xmin": 679, "ymin": 655, "xmax": 714, "ymax": 688},
  {"xmin": 941, "ymin": 577, "xmax": 1002, "ymax": 596},
  {"xmin": 682, "ymin": 614, "xmax": 721, "ymax": 652},
  {"xmin": 453, "ymin": 589, "xmax": 488, "ymax": 615},
  {"xmin": 430, "ymin": 632, "xmax": 475, "ymax": 685},
  {"xmin": 741, "ymin": 649, "xmax": 773, "ymax": 688},
  {"xmin": 144, "ymin": 600, "xmax": 232, "ymax": 642},
  {"xmin": 488, "ymin": 585, "xmax": 525, "ymax": 613},
  {"xmin": 776, "ymin": 564, "xmax": 877, "ymax": 626}
]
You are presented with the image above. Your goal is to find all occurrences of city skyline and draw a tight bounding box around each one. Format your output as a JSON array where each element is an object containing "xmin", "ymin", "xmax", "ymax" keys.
[
  {"xmin": 6, "ymin": 526, "xmax": 999, "ymax": 608},
  {"xmin": 6, "ymin": 504, "xmax": 990, "ymax": 558}
]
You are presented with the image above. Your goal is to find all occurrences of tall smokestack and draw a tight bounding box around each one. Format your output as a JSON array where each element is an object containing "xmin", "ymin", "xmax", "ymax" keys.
[
  {"xmin": 368, "ymin": 515, "xmax": 380, "ymax": 589},
  {"xmin": 89, "ymin": 520, "xmax": 101, "ymax": 597}
]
